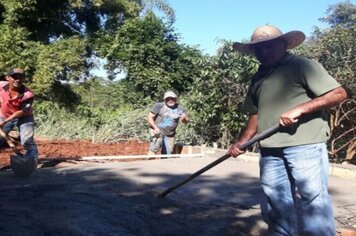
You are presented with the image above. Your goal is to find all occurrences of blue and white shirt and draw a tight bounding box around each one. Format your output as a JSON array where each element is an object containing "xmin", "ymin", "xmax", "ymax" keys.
[{"xmin": 150, "ymin": 102, "xmax": 186, "ymax": 137}]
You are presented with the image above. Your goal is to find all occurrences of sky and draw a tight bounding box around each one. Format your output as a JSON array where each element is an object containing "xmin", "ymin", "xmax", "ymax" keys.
[
  {"xmin": 165, "ymin": 0, "xmax": 354, "ymax": 55},
  {"xmin": 94, "ymin": 0, "xmax": 354, "ymax": 77}
]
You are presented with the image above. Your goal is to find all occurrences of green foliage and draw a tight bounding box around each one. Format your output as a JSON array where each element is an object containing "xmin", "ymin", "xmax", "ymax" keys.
[
  {"xmin": 0, "ymin": 0, "xmax": 140, "ymax": 41},
  {"xmin": 0, "ymin": 0, "xmax": 353, "ymax": 163},
  {"xmin": 0, "ymin": 0, "xmax": 175, "ymax": 106},
  {"xmin": 305, "ymin": 27, "xmax": 355, "ymax": 95},
  {"xmin": 0, "ymin": 29, "xmax": 90, "ymax": 106},
  {"xmin": 71, "ymin": 78, "xmax": 143, "ymax": 110},
  {"xmin": 35, "ymin": 100, "xmax": 150, "ymax": 143},
  {"xmin": 138, "ymin": 0, "xmax": 175, "ymax": 23},
  {"xmin": 186, "ymin": 42, "xmax": 258, "ymax": 147},
  {"xmin": 98, "ymin": 13, "xmax": 202, "ymax": 102},
  {"xmin": 0, "ymin": 25, "xmax": 40, "ymax": 71},
  {"xmin": 313, "ymin": 26, "xmax": 355, "ymax": 162},
  {"xmin": 319, "ymin": 1, "xmax": 356, "ymax": 28},
  {"xmin": 296, "ymin": 1, "xmax": 355, "ymax": 162},
  {"xmin": 32, "ymin": 36, "xmax": 89, "ymax": 98}
]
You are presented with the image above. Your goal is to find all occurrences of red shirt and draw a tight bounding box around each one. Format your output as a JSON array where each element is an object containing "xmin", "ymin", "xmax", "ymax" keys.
[{"xmin": 0, "ymin": 81, "xmax": 34, "ymax": 118}]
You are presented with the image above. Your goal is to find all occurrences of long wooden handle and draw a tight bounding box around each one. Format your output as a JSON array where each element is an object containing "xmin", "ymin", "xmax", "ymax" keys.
[
  {"xmin": 0, "ymin": 129, "xmax": 22, "ymax": 156},
  {"xmin": 239, "ymin": 123, "xmax": 280, "ymax": 149},
  {"xmin": 157, "ymin": 123, "xmax": 280, "ymax": 198}
]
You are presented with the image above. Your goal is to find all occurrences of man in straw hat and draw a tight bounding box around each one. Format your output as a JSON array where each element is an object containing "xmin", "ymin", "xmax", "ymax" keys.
[{"xmin": 228, "ymin": 25, "xmax": 347, "ymax": 235}]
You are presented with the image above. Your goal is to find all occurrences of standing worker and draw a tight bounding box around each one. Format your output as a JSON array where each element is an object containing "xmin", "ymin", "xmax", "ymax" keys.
[
  {"xmin": 0, "ymin": 68, "xmax": 38, "ymax": 161},
  {"xmin": 147, "ymin": 91, "xmax": 189, "ymax": 155},
  {"xmin": 229, "ymin": 25, "xmax": 347, "ymax": 236}
]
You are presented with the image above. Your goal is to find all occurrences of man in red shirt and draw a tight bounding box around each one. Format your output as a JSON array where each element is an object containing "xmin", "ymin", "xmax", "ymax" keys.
[{"xmin": 0, "ymin": 68, "xmax": 38, "ymax": 160}]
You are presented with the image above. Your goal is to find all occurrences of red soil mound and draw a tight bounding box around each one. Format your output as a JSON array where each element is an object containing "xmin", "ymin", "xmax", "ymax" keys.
[{"xmin": 0, "ymin": 139, "xmax": 148, "ymax": 168}]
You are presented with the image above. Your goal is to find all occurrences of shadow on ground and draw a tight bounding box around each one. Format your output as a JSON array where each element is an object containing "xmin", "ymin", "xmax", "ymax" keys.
[{"xmin": 0, "ymin": 158, "xmax": 267, "ymax": 236}]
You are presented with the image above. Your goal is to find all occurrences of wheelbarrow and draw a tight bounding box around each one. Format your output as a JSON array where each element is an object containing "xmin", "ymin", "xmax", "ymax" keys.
[{"xmin": 0, "ymin": 129, "xmax": 37, "ymax": 177}]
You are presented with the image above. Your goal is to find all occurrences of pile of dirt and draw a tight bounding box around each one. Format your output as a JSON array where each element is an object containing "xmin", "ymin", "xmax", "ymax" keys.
[{"xmin": 0, "ymin": 139, "xmax": 149, "ymax": 169}]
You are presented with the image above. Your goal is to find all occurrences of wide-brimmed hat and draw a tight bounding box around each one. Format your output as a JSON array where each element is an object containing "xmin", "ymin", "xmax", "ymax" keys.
[
  {"xmin": 233, "ymin": 25, "xmax": 306, "ymax": 55},
  {"xmin": 163, "ymin": 91, "xmax": 177, "ymax": 100}
]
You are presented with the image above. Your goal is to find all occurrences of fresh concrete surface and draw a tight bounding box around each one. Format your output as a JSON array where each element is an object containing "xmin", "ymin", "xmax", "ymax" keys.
[{"xmin": 0, "ymin": 152, "xmax": 355, "ymax": 235}]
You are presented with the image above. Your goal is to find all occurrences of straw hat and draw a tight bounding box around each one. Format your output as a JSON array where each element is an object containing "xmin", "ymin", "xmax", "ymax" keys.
[{"xmin": 233, "ymin": 25, "xmax": 306, "ymax": 55}]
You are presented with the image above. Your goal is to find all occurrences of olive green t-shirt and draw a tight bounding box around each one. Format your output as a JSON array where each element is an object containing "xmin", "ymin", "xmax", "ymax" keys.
[{"xmin": 243, "ymin": 53, "xmax": 341, "ymax": 148}]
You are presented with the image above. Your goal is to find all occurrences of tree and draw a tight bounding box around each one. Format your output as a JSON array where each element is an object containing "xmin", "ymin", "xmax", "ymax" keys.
[
  {"xmin": 32, "ymin": 36, "xmax": 89, "ymax": 103},
  {"xmin": 138, "ymin": 0, "xmax": 175, "ymax": 23},
  {"xmin": 186, "ymin": 42, "xmax": 258, "ymax": 147},
  {"xmin": 297, "ymin": 1, "xmax": 355, "ymax": 162},
  {"xmin": 319, "ymin": 1, "xmax": 356, "ymax": 28},
  {"xmin": 98, "ymin": 13, "xmax": 202, "ymax": 103},
  {"xmin": 0, "ymin": 0, "xmax": 141, "ymax": 42},
  {"xmin": 0, "ymin": 0, "xmax": 175, "ymax": 103}
]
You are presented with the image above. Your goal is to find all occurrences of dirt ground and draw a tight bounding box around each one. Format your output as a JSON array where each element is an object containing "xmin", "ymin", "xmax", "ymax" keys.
[
  {"xmin": 0, "ymin": 140, "xmax": 259, "ymax": 236},
  {"xmin": 0, "ymin": 139, "xmax": 149, "ymax": 168},
  {"xmin": 0, "ymin": 139, "xmax": 267, "ymax": 236},
  {"xmin": 0, "ymin": 139, "xmax": 355, "ymax": 236},
  {"xmin": 0, "ymin": 141, "xmax": 262, "ymax": 236}
]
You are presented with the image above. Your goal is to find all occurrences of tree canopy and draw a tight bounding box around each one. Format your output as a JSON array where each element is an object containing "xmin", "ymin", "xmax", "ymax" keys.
[{"xmin": 0, "ymin": 0, "xmax": 353, "ymax": 162}]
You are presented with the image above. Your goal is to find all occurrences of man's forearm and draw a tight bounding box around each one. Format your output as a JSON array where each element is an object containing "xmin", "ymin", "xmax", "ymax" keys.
[
  {"xmin": 298, "ymin": 87, "xmax": 347, "ymax": 115},
  {"xmin": 147, "ymin": 114, "xmax": 158, "ymax": 130},
  {"xmin": 3, "ymin": 111, "xmax": 25, "ymax": 123},
  {"xmin": 228, "ymin": 114, "xmax": 258, "ymax": 157},
  {"xmin": 147, "ymin": 119, "xmax": 156, "ymax": 129},
  {"xmin": 235, "ymin": 114, "xmax": 258, "ymax": 144}
]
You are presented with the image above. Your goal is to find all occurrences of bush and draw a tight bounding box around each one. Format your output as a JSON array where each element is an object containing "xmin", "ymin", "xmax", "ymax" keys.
[{"xmin": 34, "ymin": 102, "xmax": 152, "ymax": 143}]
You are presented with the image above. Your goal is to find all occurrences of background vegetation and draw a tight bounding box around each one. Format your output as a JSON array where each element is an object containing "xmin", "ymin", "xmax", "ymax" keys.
[{"xmin": 0, "ymin": 0, "xmax": 354, "ymax": 163}]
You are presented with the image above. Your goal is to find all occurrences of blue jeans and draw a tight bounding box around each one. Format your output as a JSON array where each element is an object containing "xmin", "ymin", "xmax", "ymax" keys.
[
  {"xmin": 149, "ymin": 134, "xmax": 175, "ymax": 154},
  {"xmin": 259, "ymin": 143, "xmax": 335, "ymax": 236},
  {"xmin": 0, "ymin": 116, "xmax": 38, "ymax": 160}
]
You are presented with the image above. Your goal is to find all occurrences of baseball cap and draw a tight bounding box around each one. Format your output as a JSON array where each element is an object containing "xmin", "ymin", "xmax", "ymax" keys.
[
  {"xmin": 7, "ymin": 68, "xmax": 25, "ymax": 77},
  {"xmin": 163, "ymin": 91, "xmax": 177, "ymax": 100}
]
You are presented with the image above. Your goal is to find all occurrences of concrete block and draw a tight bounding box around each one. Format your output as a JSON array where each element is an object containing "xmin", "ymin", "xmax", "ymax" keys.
[{"xmin": 177, "ymin": 145, "xmax": 202, "ymax": 155}]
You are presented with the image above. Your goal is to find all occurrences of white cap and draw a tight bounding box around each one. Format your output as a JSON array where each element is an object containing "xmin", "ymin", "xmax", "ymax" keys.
[{"xmin": 163, "ymin": 91, "xmax": 177, "ymax": 100}]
